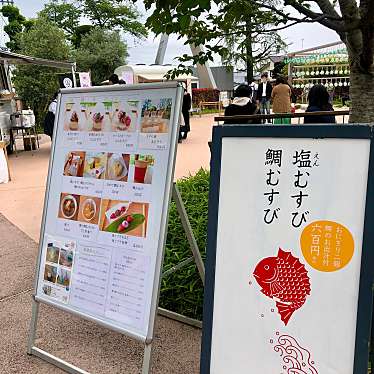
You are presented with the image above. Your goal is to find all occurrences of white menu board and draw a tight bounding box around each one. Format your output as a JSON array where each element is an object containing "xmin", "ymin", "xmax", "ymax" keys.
[
  {"xmin": 35, "ymin": 83, "xmax": 182, "ymax": 341},
  {"xmin": 201, "ymin": 129, "xmax": 374, "ymax": 373}
]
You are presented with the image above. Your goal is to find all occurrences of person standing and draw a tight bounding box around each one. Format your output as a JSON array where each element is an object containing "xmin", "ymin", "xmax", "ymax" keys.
[
  {"xmin": 271, "ymin": 76, "xmax": 292, "ymax": 124},
  {"xmin": 256, "ymin": 73, "xmax": 272, "ymax": 121},
  {"xmin": 249, "ymin": 80, "xmax": 258, "ymax": 102},
  {"xmin": 44, "ymin": 92, "xmax": 58, "ymax": 139},
  {"xmin": 304, "ymin": 84, "xmax": 336, "ymax": 124},
  {"xmin": 179, "ymin": 88, "xmax": 192, "ymax": 141}
]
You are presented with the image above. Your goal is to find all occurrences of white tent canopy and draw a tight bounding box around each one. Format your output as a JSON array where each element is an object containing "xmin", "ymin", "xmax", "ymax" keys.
[{"xmin": 114, "ymin": 64, "xmax": 199, "ymax": 84}]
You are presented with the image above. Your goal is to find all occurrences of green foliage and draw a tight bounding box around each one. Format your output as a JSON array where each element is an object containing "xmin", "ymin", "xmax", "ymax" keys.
[
  {"xmin": 41, "ymin": 0, "xmax": 147, "ymax": 40},
  {"xmin": 1, "ymin": 5, "xmax": 34, "ymax": 51},
  {"xmin": 73, "ymin": 28, "xmax": 128, "ymax": 85},
  {"xmin": 12, "ymin": 18, "xmax": 70, "ymax": 124},
  {"xmin": 71, "ymin": 25, "xmax": 94, "ymax": 48},
  {"xmin": 160, "ymin": 169, "xmax": 209, "ymax": 320},
  {"xmin": 80, "ymin": 0, "xmax": 147, "ymax": 38},
  {"xmin": 39, "ymin": 0, "xmax": 80, "ymax": 36}
]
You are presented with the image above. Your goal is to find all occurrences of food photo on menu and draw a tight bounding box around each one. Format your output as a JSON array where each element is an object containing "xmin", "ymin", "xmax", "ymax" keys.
[
  {"xmin": 58, "ymin": 193, "xmax": 80, "ymax": 221},
  {"xmin": 58, "ymin": 248, "xmax": 74, "ymax": 268},
  {"xmin": 112, "ymin": 100, "xmax": 139, "ymax": 132},
  {"xmin": 64, "ymin": 101, "xmax": 81, "ymax": 131},
  {"xmin": 106, "ymin": 153, "xmax": 130, "ymax": 182},
  {"xmin": 77, "ymin": 196, "xmax": 101, "ymax": 225},
  {"xmin": 44, "ymin": 264, "xmax": 58, "ymax": 283},
  {"xmin": 63, "ymin": 151, "xmax": 85, "ymax": 177},
  {"xmin": 99, "ymin": 200, "xmax": 149, "ymax": 237},
  {"xmin": 83, "ymin": 152, "xmax": 107, "ymax": 179},
  {"xmin": 141, "ymin": 98, "xmax": 172, "ymax": 134},
  {"xmin": 80, "ymin": 101, "xmax": 97, "ymax": 132},
  {"xmin": 57, "ymin": 268, "xmax": 71, "ymax": 288},
  {"xmin": 46, "ymin": 244, "xmax": 60, "ymax": 264}
]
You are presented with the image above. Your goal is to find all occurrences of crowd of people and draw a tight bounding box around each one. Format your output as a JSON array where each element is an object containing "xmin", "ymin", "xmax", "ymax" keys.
[{"xmin": 224, "ymin": 73, "xmax": 336, "ymax": 125}]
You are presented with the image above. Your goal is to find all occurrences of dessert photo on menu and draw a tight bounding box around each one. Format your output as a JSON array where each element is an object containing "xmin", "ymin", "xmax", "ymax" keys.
[
  {"xmin": 99, "ymin": 200, "xmax": 149, "ymax": 238},
  {"xmin": 140, "ymin": 98, "xmax": 172, "ymax": 134},
  {"xmin": 63, "ymin": 151, "xmax": 85, "ymax": 178},
  {"xmin": 83, "ymin": 152, "xmax": 107, "ymax": 179},
  {"xmin": 112, "ymin": 100, "xmax": 140, "ymax": 132},
  {"xmin": 64, "ymin": 101, "xmax": 81, "ymax": 131},
  {"xmin": 106, "ymin": 153, "xmax": 130, "ymax": 182}
]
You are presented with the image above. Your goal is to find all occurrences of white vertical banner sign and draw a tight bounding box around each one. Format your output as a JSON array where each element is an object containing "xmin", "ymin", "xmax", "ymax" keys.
[
  {"xmin": 29, "ymin": 83, "xmax": 183, "ymax": 372},
  {"xmin": 201, "ymin": 125, "xmax": 374, "ymax": 374}
]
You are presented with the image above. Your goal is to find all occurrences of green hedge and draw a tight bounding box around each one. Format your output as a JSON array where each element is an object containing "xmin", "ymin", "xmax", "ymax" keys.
[{"xmin": 159, "ymin": 168, "xmax": 209, "ymax": 320}]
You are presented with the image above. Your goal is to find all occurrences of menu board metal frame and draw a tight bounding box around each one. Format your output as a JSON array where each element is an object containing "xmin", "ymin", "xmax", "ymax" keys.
[
  {"xmin": 200, "ymin": 124, "xmax": 374, "ymax": 374},
  {"xmin": 27, "ymin": 82, "xmax": 183, "ymax": 373}
]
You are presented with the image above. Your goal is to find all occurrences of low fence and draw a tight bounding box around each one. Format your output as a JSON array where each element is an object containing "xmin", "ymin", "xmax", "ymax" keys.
[{"xmin": 214, "ymin": 110, "xmax": 351, "ymax": 124}]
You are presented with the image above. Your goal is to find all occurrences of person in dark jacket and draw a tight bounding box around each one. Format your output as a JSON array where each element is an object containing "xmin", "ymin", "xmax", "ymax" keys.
[
  {"xmin": 224, "ymin": 84, "xmax": 257, "ymax": 124},
  {"xmin": 256, "ymin": 73, "xmax": 272, "ymax": 117},
  {"xmin": 304, "ymin": 84, "xmax": 336, "ymax": 124},
  {"xmin": 180, "ymin": 88, "xmax": 192, "ymax": 140},
  {"xmin": 44, "ymin": 92, "xmax": 58, "ymax": 139}
]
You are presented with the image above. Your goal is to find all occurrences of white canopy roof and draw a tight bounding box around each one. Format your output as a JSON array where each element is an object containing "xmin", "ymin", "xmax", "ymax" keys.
[{"xmin": 115, "ymin": 64, "xmax": 198, "ymax": 81}]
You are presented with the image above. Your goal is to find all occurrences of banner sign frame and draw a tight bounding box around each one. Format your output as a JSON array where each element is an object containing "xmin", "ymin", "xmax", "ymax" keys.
[
  {"xmin": 201, "ymin": 125, "xmax": 374, "ymax": 374},
  {"xmin": 28, "ymin": 82, "xmax": 183, "ymax": 373}
]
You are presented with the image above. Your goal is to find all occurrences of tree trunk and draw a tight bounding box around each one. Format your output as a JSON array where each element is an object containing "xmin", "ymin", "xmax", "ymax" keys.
[
  {"xmin": 349, "ymin": 66, "xmax": 374, "ymax": 123},
  {"xmin": 245, "ymin": 20, "xmax": 254, "ymax": 83}
]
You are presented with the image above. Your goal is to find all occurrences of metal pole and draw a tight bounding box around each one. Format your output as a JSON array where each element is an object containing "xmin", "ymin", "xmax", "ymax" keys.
[
  {"xmin": 27, "ymin": 297, "xmax": 39, "ymax": 355},
  {"xmin": 172, "ymin": 183, "xmax": 206, "ymax": 283},
  {"xmin": 72, "ymin": 65, "xmax": 77, "ymax": 88},
  {"xmin": 142, "ymin": 343, "xmax": 153, "ymax": 374},
  {"xmin": 155, "ymin": 34, "xmax": 169, "ymax": 65}
]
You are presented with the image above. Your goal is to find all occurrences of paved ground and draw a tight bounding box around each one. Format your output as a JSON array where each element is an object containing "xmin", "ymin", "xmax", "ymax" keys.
[{"xmin": 0, "ymin": 214, "xmax": 201, "ymax": 374}]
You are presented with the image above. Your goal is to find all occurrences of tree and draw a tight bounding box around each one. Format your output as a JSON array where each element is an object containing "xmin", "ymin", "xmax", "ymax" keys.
[
  {"xmin": 0, "ymin": 5, "xmax": 34, "ymax": 51},
  {"xmin": 218, "ymin": 1, "xmax": 286, "ymax": 82},
  {"xmin": 73, "ymin": 28, "xmax": 128, "ymax": 85},
  {"xmin": 41, "ymin": 0, "xmax": 147, "ymax": 40},
  {"xmin": 142, "ymin": 0, "xmax": 374, "ymax": 123},
  {"xmin": 12, "ymin": 18, "xmax": 70, "ymax": 124},
  {"xmin": 39, "ymin": 0, "xmax": 80, "ymax": 37},
  {"xmin": 80, "ymin": 0, "xmax": 147, "ymax": 37}
]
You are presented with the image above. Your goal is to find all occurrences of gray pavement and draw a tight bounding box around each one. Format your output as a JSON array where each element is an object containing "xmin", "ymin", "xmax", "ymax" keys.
[{"xmin": 0, "ymin": 214, "xmax": 201, "ymax": 373}]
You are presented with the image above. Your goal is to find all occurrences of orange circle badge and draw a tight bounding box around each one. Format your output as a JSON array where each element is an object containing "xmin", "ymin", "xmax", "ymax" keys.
[{"xmin": 300, "ymin": 220, "xmax": 354, "ymax": 272}]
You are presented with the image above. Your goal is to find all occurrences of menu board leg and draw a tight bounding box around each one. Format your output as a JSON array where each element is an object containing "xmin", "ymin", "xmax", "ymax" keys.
[
  {"xmin": 141, "ymin": 342, "xmax": 153, "ymax": 374},
  {"xmin": 27, "ymin": 297, "xmax": 39, "ymax": 355},
  {"xmin": 172, "ymin": 184, "xmax": 206, "ymax": 284},
  {"xmin": 27, "ymin": 299, "xmax": 89, "ymax": 373}
]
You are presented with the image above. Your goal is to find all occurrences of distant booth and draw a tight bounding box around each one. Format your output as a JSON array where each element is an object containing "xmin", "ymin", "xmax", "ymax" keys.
[
  {"xmin": 268, "ymin": 41, "xmax": 350, "ymax": 104},
  {"xmin": 114, "ymin": 64, "xmax": 199, "ymax": 93}
]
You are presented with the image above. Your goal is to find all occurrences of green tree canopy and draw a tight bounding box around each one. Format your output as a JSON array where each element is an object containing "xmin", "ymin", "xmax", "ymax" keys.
[
  {"xmin": 39, "ymin": 0, "xmax": 80, "ymax": 36},
  {"xmin": 1, "ymin": 5, "xmax": 34, "ymax": 51},
  {"xmin": 73, "ymin": 28, "xmax": 128, "ymax": 85},
  {"xmin": 12, "ymin": 18, "xmax": 70, "ymax": 123},
  {"xmin": 40, "ymin": 0, "xmax": 147, "ymax": 41}
]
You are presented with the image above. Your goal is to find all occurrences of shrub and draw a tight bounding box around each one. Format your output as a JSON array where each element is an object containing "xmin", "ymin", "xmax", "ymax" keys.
[
  {"xmin": 192, "ymin": 88, "xmax": 220, "ymax": 106},
  {"xmin": 159, "ymin": 168, "xmax": 209, "ymax": 320}
]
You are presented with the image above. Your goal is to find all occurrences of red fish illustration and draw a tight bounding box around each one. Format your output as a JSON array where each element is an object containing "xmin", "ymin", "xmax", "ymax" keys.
[{"xmin": 253, "ymin": 248, "xmax": 311, "ymax": 325}]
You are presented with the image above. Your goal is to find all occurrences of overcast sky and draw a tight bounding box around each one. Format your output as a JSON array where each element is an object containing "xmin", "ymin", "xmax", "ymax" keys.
[{"xmin": 13, "ymin": 0, "xmax": 338, "ymax": 65}]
